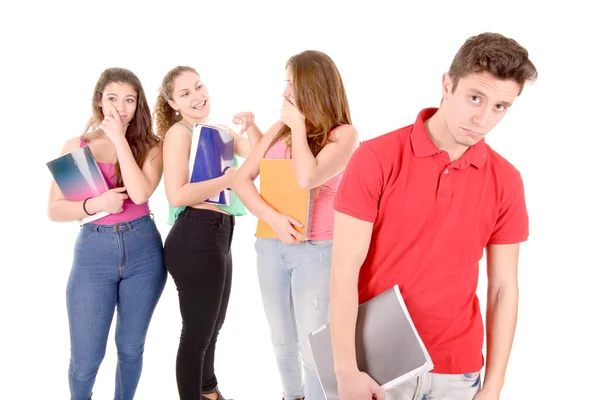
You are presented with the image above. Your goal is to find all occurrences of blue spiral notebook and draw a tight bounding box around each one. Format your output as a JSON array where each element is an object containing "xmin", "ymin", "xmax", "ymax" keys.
[{"xmin": 189, "ymin": 123, "xmax": 235, "ymax": 206}]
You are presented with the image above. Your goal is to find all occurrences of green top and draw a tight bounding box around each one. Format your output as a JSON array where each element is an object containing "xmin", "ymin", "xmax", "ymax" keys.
[{"xmin": 167, "ymin": 122, "xmax": 247, "ymax": 225}]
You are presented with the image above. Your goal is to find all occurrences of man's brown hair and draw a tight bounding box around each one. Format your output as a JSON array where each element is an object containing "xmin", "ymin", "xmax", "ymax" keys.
[{"xmin": 449, "ymin": 32, "xmax": 537, "ymax": 95}]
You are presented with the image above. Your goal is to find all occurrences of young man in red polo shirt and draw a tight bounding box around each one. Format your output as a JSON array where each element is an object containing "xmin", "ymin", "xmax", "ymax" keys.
[{"xmin": 329, "ymin": 32, "xmax": 538, "ymax": 400}]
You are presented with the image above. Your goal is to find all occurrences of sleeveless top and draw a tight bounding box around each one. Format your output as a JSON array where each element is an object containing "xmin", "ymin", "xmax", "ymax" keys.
[
  {"xmin": 263, "ymin": 126, "xmax": 346, "ymax": 240},
  {"xmin": 167, "ymin": 122, "xmax": 247, "ymax": 224},
  {"xmin": 80, "ymin": 138, "xmax": 150, "ymax": 224}
]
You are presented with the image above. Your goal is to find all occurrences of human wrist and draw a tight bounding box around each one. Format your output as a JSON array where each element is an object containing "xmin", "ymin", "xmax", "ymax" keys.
[
  {"xmin": 480, "ymin": 370, "xmax": 504, "ymax": 394},
  {"xmin": 334, "ymin": 364, "xmax": 360, "ymax": 380},
  {"xmin": 221, "ymin": 170, "xmax": 234, "ymax": 185},
  {"xmin": 113, "ymin": 136, "xmax": 129, "ymax": 149},
  {"xmin": 84, "ymin": 196, "xmax": 102, "ymax": 214},
  {"xmin": 263, "ymin": 209, "xmax": 280, "ymax": 226},
  {"xmin": 292, "ymin": 123, "xmax": 306, "ymax": 135}
]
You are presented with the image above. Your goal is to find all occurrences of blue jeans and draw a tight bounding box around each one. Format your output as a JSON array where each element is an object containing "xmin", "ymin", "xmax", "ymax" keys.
[
  {"xmin": 66, "ymin": 215, "xmax": 167, "ymax": 400},
  {"xmin": 386, "ymin": 371, "xmax": 482, "ymax": 399},
  {"xmin": 255, "ymin": 238, "xmax": 332, "ymax": 400}
]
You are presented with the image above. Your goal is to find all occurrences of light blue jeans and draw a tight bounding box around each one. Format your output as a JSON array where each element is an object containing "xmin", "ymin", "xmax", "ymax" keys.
[
  {"xmin": 386, "ymin": 371, "xmax": 482, "ymax": 400},
  {"xmin": 255, "ymin": 238, "xmax": 332, "ymax": 400},
  {"xmin": 66, "ymin": 215, "xmax": 167, "ymax": 400}
]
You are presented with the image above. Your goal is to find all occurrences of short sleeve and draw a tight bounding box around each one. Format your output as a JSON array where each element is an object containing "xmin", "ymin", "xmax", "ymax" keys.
[
  {"xmin": 488, "ymin": 172, "xmax": 529, "ymax": 245},
  {"xmin": 333, "ymin": 142, "xmax": 385, "ymax": 223}
]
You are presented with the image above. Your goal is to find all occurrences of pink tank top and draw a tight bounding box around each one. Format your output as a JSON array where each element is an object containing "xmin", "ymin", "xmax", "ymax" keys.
[
  {"xmin": 80, "ymin": 138, "xmax": 150, "ymax": 224},
  {"xmin": 264, "ymin": 127, "xmax": 346, "ymax": 240}
]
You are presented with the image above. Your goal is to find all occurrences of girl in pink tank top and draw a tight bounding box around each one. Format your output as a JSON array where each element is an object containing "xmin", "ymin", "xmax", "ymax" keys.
[
  {"xmin": 47, "ymin": 68, "xmax": 166, "ymax": 400},
  {"xmin": 232, "ymin": 50, "xmax": 359, "ymax": 400},
  {"xmin": 77, "ymin": 138, "xmax": 150, "ymax": 224},
  {"xmin": 263, "ymin": 129, "xmax": 344, "ymax": 240}
]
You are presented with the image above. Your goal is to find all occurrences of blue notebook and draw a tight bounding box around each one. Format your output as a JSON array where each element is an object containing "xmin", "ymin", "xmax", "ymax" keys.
[{"xmin": 189, "ymin": 123, "xmax": 235, "ymax": 206}]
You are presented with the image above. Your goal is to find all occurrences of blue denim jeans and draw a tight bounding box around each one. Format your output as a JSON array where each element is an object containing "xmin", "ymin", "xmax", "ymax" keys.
[
  {"xmin": 66, "ymin": 215, "xmax": 167, "ymax": 400},
  {"xmin": 255, "ymin": 238, "xmax": 332, "ymax": 400},
  {"xmin": 386, "ymin": 371, "xmax": 482, "ymax": 400}
]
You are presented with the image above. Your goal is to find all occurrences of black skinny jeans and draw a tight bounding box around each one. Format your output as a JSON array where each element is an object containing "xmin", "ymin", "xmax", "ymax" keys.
[{"xmin": 164, "ymin": 207, "xmax": 234, "ymax": 400}]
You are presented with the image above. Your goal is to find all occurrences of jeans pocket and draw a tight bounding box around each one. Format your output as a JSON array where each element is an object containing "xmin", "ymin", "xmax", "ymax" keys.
[
  {"xmin": 255, "ymin": 237, "xmax": 276, "ymax": 253},
  {"xmin": 461, "ymin": 371, "xmax": 482, "ymax": 389},
  {"xmin": 132, "ymin": 220, "xmax": 161, "ymax": 238},
  {"xmin": 306, "ymin": 240, "xmax": 332, "ymax": 248},
  {"xmin": 75, "ymin": 228, "xmax": 95, "ymax": 244}
]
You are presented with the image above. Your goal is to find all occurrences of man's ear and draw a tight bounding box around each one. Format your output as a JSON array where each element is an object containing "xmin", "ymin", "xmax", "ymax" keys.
[{"xmin": 441, "ymin": 72, "xmax": 455, "ymax": 101}]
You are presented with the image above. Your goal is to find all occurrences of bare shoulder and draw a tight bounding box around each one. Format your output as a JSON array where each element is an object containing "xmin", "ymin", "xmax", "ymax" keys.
[
  {"xmin": 61, "ymin": 136, "xmax": 83, "ymax": 154},
  {"xmin": 331, "ymin": 124, "xmax": 358, "ymax": 141},
  {"xmin": 265, "ymin": 120, "xmax": 285, "ymax": 137},
  {"xmin": 164, "ymin": 123, "xmax": 192, "ymax": 143},
  {"xmin": 269, "ymin": 120, "xmax": 285, "ymax": 131},
  {"xmin": 260, "ymin": 121, "xmax": 285, "ymax": 147},
  {"xmin": 250, "ymin": 121, "xmax": 283, "ymax": 148},
  {"xmin": 149, "ymin": 140, "xmax": 163, "ymax": 153},
  {"xmin": 163, "ymin": 124, "xmax": 192, "ymax": 164},
  {"xmin": 146, "ymin": 141, "xmax": 163, "ymax": 161}
]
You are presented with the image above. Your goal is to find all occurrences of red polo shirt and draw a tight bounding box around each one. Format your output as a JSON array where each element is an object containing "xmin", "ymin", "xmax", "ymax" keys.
[{"xmin": 333, "ymin": 108, "xmax": 528, "ymax": 374}]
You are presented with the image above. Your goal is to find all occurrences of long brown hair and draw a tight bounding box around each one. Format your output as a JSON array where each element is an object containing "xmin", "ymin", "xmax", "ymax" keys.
[
  {"xmin": 270, "ymin": 50, "xmax": 352, "ymax": 157},
  {"xmin": 153, "ymin": 66, "xmax": 198, "ymax": 139},
  {"xmin": 83, "ymin": 67, "xmax": 159, "ymax": 187}
]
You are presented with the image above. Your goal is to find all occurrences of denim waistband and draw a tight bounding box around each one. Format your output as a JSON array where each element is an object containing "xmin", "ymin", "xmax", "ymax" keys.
[{"xmin": 81, "ymin": 213, "xmax": 154, "ymax": 232}]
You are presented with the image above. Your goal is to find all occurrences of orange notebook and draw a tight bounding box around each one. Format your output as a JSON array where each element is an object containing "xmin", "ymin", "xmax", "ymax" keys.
[{"xmin": 256, "ymin": 159, "xmax": 312, "ymax": 240}]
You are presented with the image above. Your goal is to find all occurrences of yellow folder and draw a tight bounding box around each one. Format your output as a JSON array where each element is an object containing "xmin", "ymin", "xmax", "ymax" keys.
[{"xmin": 256, "ymin": 159, "xmax": 311, "ymax": 240}]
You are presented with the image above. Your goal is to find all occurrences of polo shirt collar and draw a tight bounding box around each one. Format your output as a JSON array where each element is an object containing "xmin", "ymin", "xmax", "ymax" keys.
[{"xmin": 410, "ymin": 107, "xmax": 487, "ymax": 169}]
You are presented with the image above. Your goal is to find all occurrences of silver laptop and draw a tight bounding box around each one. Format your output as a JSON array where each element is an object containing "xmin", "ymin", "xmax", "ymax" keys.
[{"xmin": 308, "ymin": 285, "xmax": 434, "ymax": 399}]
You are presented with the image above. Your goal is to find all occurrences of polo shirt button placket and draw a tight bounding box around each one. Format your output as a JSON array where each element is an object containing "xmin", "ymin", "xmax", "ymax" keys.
[{"xmin": 438, "ymin": 167, "xmax": 452, "ymax": 197}]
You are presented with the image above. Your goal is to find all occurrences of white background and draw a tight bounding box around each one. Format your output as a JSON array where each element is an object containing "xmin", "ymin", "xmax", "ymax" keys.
[{"xmin": 1, "ymin": 1, "xmax": 599, "ymax": 399}]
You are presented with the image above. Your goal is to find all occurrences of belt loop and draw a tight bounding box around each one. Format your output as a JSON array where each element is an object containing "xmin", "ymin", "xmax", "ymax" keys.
[{"xmin": 95, "ymin": 225, "xmax": 100, "ymax": 232}]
